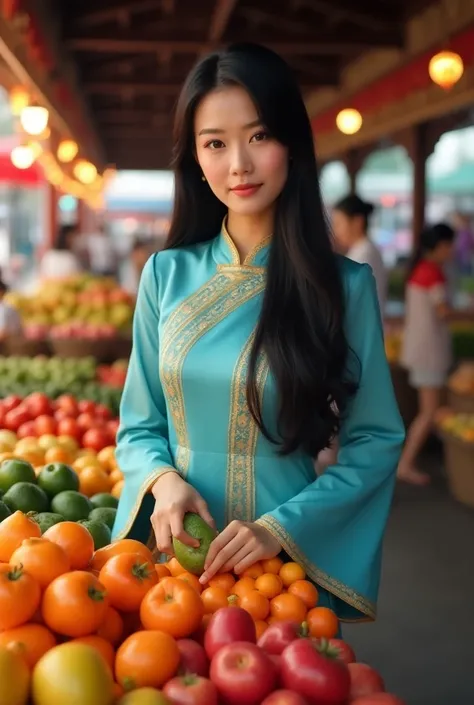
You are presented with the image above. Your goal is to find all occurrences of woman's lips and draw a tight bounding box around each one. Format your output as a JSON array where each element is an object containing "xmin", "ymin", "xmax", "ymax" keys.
[{"xmin": 230, "ymin": 184, "xmax": 262, "ymax": 197}]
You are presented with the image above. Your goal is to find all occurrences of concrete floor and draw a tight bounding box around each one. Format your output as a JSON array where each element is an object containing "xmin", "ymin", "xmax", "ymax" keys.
[{"xmin": 344, "ymin": 447, "xmax": 474, "ymax": 705}]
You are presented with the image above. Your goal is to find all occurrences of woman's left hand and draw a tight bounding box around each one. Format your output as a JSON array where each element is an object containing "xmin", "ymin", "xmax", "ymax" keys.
[{"xmin": 200, "ymin": 520, "xmax": 281, "ymax": 584}]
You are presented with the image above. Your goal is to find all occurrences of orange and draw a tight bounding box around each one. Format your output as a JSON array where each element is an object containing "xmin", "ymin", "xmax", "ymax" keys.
[
  {"xmin": 79, "ymin": 467, "xmax": 111, "ymax": 497},
  {"xmin": 241, "ymin": 562, "xmax": 263, "ymax": 579},
  {"xmin": 0, "ymin": 623, "xmax": 56, "ymax": 668},
  {"xmin": 0, "ymin": 510, "xmax": 41, "ymax": 562},
  {"xmin": 111, "ymin": 481, "xmax": 124, "ymax": 499},
  {"xmin": 43, "ymin": 521, "xmax": 94, "ymax": 570},
  {"xmin": 270, "ymin": 593, "xmax": 307, "ymax": 623},
  {"xmin": 261, "ymin": 557, "xmax": 284, "ymax": 575},
  {"xmin": 239, "ymin": 590, "xmax": 270, "ymax": 621},
  {"xmin": 255, "ymin": 620, "xmax": 268, "ymax": 639},
  {"xmin": 97, "ymin": 446, "xmax": 116, "ymax": 471},
  {"xmin": 288, "ymin": 580, "xmax": 319, "ymax": 609},
  {"xmin": 109, "ymin": 469, "xmax": 123, "ymax": 485},
  {"xmin": 255, "ymin": 573, "xmax": 283, "ymax": 599},
  {"xmin": 44, "ymin": 446, "xmax": 73, "ymax": 465},
  {"xmin": 232, "ymin": 577, "xmax": 256, "ymax": 598},
  {"xmin": 155, "ymin": 564, "xmax": 171, "ymax": 580},
  {"xmin": 19, "ymin": 450, "xmax": 45, "ymax": 467},
  {"xmin": 201, "ymin": 586, "xmax": 229, "ymax": 614},
  {"xmin": 115, "ymin": 630, "xmax": 180, "ymax": 690},
  {"xmin": 279, "ymin": 562, "xmax": 306, "ymax": 587},
  {"xmin": 177, "ymin": 572, "xmax": 203, "ymax": 594},
  {"xmin": 208, "ymin": 573, "xmax": 235, "ymax": 593},
  {"xmin": 73, "ymin": 455, "xmax": 101, "ymax": 473},
  {"xmin": 96, "ymin": 607, "xmax": 124, "ymax": 646},
  {"xmin": 140, "ymin": 577, "xmax": 203, "ymax": 638},
  {"xmin": 306, "ymin": 606, "xmax": 339, "ymax": 639},
  {"xmin": 166, "ymin": 557, "xmax": 187, "ymax": 577}
]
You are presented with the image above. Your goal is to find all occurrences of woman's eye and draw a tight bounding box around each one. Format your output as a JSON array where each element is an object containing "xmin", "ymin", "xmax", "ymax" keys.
[
  {"xmin": 206, "ymin": 140, "xmax": 224, "ymax": 150},
  {"xmin": 251, "ymin": 131, "xmax": 269, "ymax": 142}
]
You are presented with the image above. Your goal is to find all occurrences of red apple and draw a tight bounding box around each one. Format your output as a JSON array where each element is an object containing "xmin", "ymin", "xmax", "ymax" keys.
[
  {"xmin": 204, "ymin": 607, "xmax": 256, "ymax": 659},
  {"xmin": 17, "ymin": 421, "xmax": 38, "ymax": 439},
  {"xmin": 281, "ymin": 638, "xmax": 350, "ymax": 704},
  {"xmin": 77, "ymin": 412, "xmax": 96, "ymax": 431},
  {"xmin": 163, "ymin": 675, "xmax": 218, "ymax": 705},
  {"xmin": 24, "ymin": 392, "xmax": 53, "ymax": 417},
  {"xmin": 348, "ymin": 663, "xmax": 385, "ymax": 699},
  {"xmin": 82, "ymin": 428, "xmax": 110, "ymax": 452},
  {"xmin": 34, "ymin": 414, "xmax": 57, "ymax": 436},
  {"xmin": 258, "ymin": 621, "xmax": 304, "ymax": 656},
  {"xmin": 57, "ymin": 417, "xmax": 81, "ymax": 441},
  {"xmin": 4, "ymin": 406, "xmax": 32, "ymax": 433},
  {"xmin": 55, "ymin": 394, "xmax": 79, "ymax": 416},
  {"xmin": 326, "ymin": 639, "xmax": 356, "ymax": 665},
  {"xmin": 210, "ymin": 641, "xmax": 276, "ymax": 705},
  {"xmin": 261, "ymin": 691, "xmax": 309, "ymax": 705},
  {"xmin": 177, "ymin": 638, "xmax": 209, "ymax": 677}
]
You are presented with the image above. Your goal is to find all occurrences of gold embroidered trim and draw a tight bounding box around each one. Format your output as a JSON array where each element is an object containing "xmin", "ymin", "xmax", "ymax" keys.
[
  {"xmin": 222, "ymin": 217, "xmax": 272, "ymax": 267},
  {"xmin": 225, "ymin": 332, "xmax": 269, "ymax": 524},
  {"xmin": 255, "ymin": 514, "xmax": 376, "ymax": 620},
  {"xmin": 114, "ymin": 465, "xmax": 178, "ymax": 540},
  {"xmin": 161, "ymin": 271, "xmax": 266, "ymax": 477}
]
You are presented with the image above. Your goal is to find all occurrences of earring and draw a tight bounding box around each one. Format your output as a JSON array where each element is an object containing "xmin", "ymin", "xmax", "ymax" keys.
[{"xmin": 201, "ymin": 175, "xmax": 206, "ymax": 182}]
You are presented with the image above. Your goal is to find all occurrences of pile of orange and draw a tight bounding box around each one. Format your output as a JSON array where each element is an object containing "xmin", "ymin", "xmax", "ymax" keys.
[{"xmin": 0, "ymin": 510, "xmax": 339, "ymax": 703}]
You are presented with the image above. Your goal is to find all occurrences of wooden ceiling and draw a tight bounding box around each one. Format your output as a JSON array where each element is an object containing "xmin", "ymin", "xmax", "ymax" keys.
[{"xmin": 47, "ymin": 0, "xmax": 437, "ymax": 170}]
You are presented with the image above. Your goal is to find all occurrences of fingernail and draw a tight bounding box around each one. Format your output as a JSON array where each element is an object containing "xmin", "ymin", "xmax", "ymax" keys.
[{"xmin": 199, "ymin": 574, "xmax": 207, "ymax": 584}]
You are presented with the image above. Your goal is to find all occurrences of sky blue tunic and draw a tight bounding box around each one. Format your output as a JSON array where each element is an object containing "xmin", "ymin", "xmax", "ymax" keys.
[{"xmin": 113, "ymin": 222, "xmax": 405, "ymax": 622}]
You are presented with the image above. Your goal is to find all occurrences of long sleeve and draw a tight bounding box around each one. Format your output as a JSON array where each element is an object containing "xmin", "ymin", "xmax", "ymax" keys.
[
  {"xmin": 256, "ymin": 264, "xmax": 405, "ymax": 621},
  {"xmin": 113, "ymin": 254, "xmax": 177, "ymax": 540}
]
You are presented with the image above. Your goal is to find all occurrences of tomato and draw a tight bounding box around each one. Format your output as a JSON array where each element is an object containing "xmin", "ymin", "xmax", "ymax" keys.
[
  {"xmin": 0, "ymin": 564, "xmax": 41, "ymax": 630},
  {"xmin": 4, "ymin": 406, "xmax": 32, "ymax": 433},
  {"xmin": 281, "ymin": 638, "xmax": 350, "ymax": 704},
  {"xmin": 0, "ymin": 510, "xmax": 41, "ymax": 563},
  {"xmin": 10, "ymin": 537, "xmax": 70, "ymax": 589},
  {"xmin": 55, "ymin": 394, "xmax": 79, "ymax": 416},
  {"xmin": 54, "ymin": 408, "xmax": 75, "ymax": 423},
  {"xmin": 34, "ymin": 414, "xmax": 57, "ymax": 436},
  {"xmin": 82, "ymin": 428, "xmax": 110, "ymax": 452},
  {"xmin": 43, "ymin": 521, "xmax": 94, "ymax": 570},
  {"xmin": 261, "ymin": 691, "xmax": 309, "ymax": 705},
  {"xmin": 177, "ymin": 638, "xmax": 209, "ymax": 677},
  {"xmin": 99, "ymin": 552, "xmax": 158, "ymax": 612},
  {"xmin": 2, "ymin": 395, "xmax": 22, "ymax": 413},
  {"xmin": 204, "ymin": 606, "xmax": 256, "ymax": 659},
  {"xmin": 210, "ymin": 641, "xmax": 276, "ymax": 705},
  {"xmin": 327, "ymin": 638, "xmax": 356, "ymax": 665},
  {"xmin": 78, "ymin": 400, "xmax": 96, "ymax": 414},
  {"xmin": 77, "ymin": 412, "xmax": 96, "ymax": 431},
  {"xmin": 348, "ymin": 663, "xmax": 385, "ymax": 699},
  {"xmin": 0, "ymin": 644, "xmax": 30, "ymax": 705},
  {"xmin": 140, "ymin": 577, "xmax": 204, "ymax": 638},
  {"xmin": 0, "ymin": 623, "xmax": 57, "ymax": 668},
  {"xmin": 56, "ymin": 417, "xmax": 81, "ymax": 440},
  {"xmin": 257, "ymin": 620, "xmax": 304, "ymax": 656},
  {"xmin": 16, "ymin": 420, "xmax": 38, "ymax": 439},
  {"xmin": 42, "ymin": 571, "xmax": 109, "ymax": 637},
  {"xmin": 31, "ymin": 642, "xmax": 114, "ymax": 705},
  {"xmin": 24, "ymin": 393, "xmax": 53, "ymax": 417},
  {"xmin": 94, "ymin": 404, "xmax": 112, "ymax": 421},
  {"xmin": 90, "ymin": 538, "xmax": 154, "ymax": 573},
  {"xmin": 164, "ymin": 675, "xmax": 218, "ymax": 705},
  {"xmin": 351, "ymin": 696, "xmax": 406, "ymax": 705}
]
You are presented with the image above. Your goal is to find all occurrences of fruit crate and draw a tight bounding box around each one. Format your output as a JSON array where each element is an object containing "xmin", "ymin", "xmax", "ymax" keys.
[
  {"xmin": 51, "ymin": 337, "xmax": 118, "ymax": 363},
  {"xmin": 4, "ymin": 335, "xmax": 52, "ymax": 357},
  {"xmin": 442, "ymin": 432, "xmax": 474, "ymax": 509},
  {"xmin": 447, "ymin": 388, "xmax": 474, "ymax": 414}
]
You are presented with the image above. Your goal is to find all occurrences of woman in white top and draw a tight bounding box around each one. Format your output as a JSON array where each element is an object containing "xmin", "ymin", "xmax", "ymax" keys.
[
  {"xmin": 332, "ymin": 194, "xmax": 387, "ymax": 314},
  {"xmin": 39, "ymin": 224, "xmax": 83, "ymax": 281}
]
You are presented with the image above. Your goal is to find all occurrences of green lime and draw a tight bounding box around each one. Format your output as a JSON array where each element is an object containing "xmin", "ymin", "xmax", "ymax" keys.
[
  {"xmin": 51, "ymin": 491, "xmax": 93, "ymax": 521},
  {"xmin": 0, "ymin": 499, "xmax": 11, "ymax": 522},
  {"xmin": 0, "ymin": 459, "xmax": 36, "ymax": 493},
  {"xmin": 172, "ymin": 512, "xmax": 217, "ymax": 576},
  {"xmin": 79, "ymin": 520, "xmax": 111, "ymax": 550},
  {"xmin": 90, "ymin": 493, "xmax": 119, "ymax": 510},
  {"xmin": 89, "ymin": 507, "xmax": 117, "ymax": 531},
  {"xmin": 37, "ymin": 463, "xmax": 80, "ymax": 498},
  {"xmin": 33, "ymin": 512, "xmax": 64, "ymax": 534},
  {"xmin": 3, "ymin": 482, "xmax": 49, "ymax": 514}
]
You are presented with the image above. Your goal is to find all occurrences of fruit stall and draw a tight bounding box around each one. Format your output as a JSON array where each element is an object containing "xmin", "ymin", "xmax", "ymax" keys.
[{"xmin": 436, "ymin": 407, "xmax": 474, "ymax": 509}]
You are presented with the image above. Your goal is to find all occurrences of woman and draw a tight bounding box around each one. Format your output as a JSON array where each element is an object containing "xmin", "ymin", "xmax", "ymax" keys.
[
  {"xmin": 114, "ymin": 43, "xmax": 405, "ymax": 623},
  {"xmin": 398, "ymin": 223, "xmax": 455, "ymax": 485},
  {"xmin": 39, "ymin": 224, "xmax": 82, "ymax": 281},
  {"xmin": 332, "ymin": 194, "xmax": 387, "ymax": 314}
]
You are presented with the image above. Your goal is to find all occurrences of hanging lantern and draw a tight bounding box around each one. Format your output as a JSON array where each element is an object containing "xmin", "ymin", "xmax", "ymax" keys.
[
  {"xmin": 57, "ymin": 139, "xmax": 78, "ymax": 163},
  {"xmin": 9, "ymin": 86, "xmax": 29, "ymax": 116},
  {"xmin": 27, "ymin": 141, "xmax": 43, "ymax": 158},
  {"xmin": 20, "ymin": 105, "xmax": 49, "ymax": 135},
  {"xmin": 11, "ymin": 145, "xmax": 35, "ymax": 169},
  {"xmin": 73, "ymin": 159, "xmax": 97, "ymax": 185},
  {"xmin": 336, "ymin": 108, "xmax": 363, "ymax": 135},
  {"xmin": 429, "ymin": 50, "xmax": 464, "ymax": 90}
]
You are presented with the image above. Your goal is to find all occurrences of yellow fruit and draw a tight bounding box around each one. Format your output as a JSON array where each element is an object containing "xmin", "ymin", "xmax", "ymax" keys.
[
  {"xmin": 0, "ymin": 431, "xmax": 18, "ymax": 450},
  {"xmin": 32, "ymin": 643, "xmax": 113, "ymax": 705},
  {"xmin": 19, "ymin": 450, "xmax": 45, "ymax": 467},
  {"xmin": 109, "ymin": 469, "xmax": 123, "ymax": 485},
  {"xmin": 0, "ymin": 442, "xmax": 13, "ymax": 454},
  {"xmin": 0, "ymin": 452, "xmax": 16, "ymax": 463},
  {"xmin": 97, "ymin": 447, "xmax": 116, "ymax": 471},
  {"xmin": 38, "ymin": 435, "xmax": 60, "ymax": 451},
  {"xmin": 57, "ymin": 436, "xmax": 79, "ymax": 453},
  {"xmin": 0, "ymin": 645, "xmax": 30, "ymax": 705},
  {"xmin": 111, "ymin": 480, "xmax": 124, "ymax": 499},
  {"xmin": 73, "ymin": 455, "xmax": 102, "ymax": 473},
  {"xmin": 79, "ymin": 467, "xmax": 112, "ymax": 497},
  {"xmin": 118, "ymin": 688, "xmax": 170, "ymax": 705}
]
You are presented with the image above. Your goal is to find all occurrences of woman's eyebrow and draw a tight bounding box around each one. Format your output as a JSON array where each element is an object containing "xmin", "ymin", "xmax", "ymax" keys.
[{"xmin": 198, "ymin": 119, "xmax": 262, "ymax": 136}]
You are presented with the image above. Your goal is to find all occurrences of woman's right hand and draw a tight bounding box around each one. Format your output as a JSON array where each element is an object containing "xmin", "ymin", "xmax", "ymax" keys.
[{"xmin": 151, "ymin": 471, "xmax": 216, "ymax": 555}]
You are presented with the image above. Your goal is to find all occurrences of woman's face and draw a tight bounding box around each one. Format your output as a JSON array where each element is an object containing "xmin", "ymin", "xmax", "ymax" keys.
[
  {"xmin": 194, "ymin": 86, "xmax": 289, "ymax": 218},
  {"xmin": 331, "ymin": 210, "xmax": 361, "ymax": 252}
]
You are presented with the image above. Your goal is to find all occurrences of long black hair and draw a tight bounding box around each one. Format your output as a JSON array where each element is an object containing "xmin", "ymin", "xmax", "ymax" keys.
[
  {"xmin": 407, "ymin": 222, "xmax": 455, "ymax": 281},
  {"xmin": 334, "ymin": 193, "xmax": 375, "ymax": 233},
  {"xmin": 166, "ymin": 42, "xmax": 358, "ymax": 457},
  {"xmin": 54, "ymin": 224, "xmax": 78, "ymax": 251}
]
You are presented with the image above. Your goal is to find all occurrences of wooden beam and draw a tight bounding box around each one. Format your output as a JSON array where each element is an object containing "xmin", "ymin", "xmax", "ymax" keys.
[
  {"xmin": 102, "ymin": 127, "xmax": 171, "ymax": 139},
  {"xmin": 75, "ymin": 0, "xmax": 163, "ymax": 29},
  {"xmin": 300, "ymin": 0, "xmax": 401, "ymax": 32},
  {"xmin": 208, "ymin": 0, "xmax": 240, "ymax": 42},
  {"xmin": 85, "ymin": 79, "xmax": 327, "ymax": 95},
  {"xmin": 68, "ymin": 36, "xmax": 403, "ymax": 55},
  {"xmin": 95, "ymin": 110, "xmax": 170, "ymax": 125}
]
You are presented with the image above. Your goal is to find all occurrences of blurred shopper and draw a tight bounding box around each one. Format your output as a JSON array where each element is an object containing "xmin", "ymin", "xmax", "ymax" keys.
[
  {"xmin": 0, "ymin": 279, "xmax": 22, "ymax": 339},
  {"xmin": 398, "ymin": 223, "xmax": 456, "ymax": 485},
  {"xmin": 39, "ymin": 224, "xmax": 82, "ymax": 280},
  {"xmin": 86, "ymin": 223, "xmax": 118, "ymax": 277},
  {"xmin": 332, "ymin": 194, "xmax": 387, "ymax": 314},
  {"xmin": 452, "ymin": 212, "xmax": 473, "ymax": 275}
]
